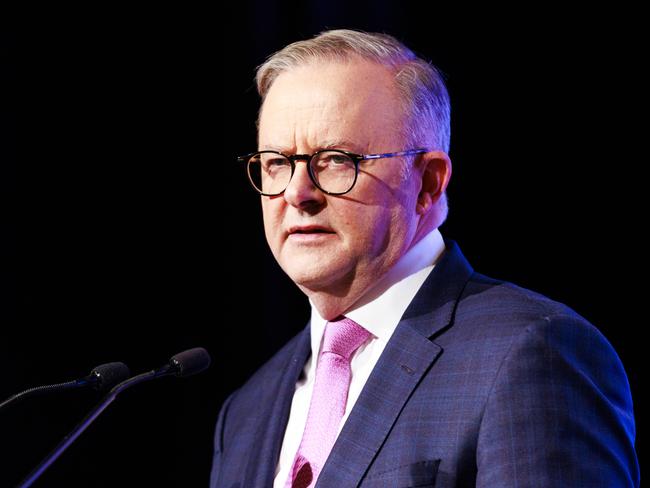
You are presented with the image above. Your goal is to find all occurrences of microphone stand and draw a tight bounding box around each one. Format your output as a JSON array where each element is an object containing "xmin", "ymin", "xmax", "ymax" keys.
[{"xmin": 17, "ymin": 365, "xmax": 174, "ymax": 488}]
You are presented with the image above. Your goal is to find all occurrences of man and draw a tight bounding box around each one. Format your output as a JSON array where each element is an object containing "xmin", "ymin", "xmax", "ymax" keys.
[{"xmin": 210, "ymin": 30, "xmax": 639, "ymax": 487}]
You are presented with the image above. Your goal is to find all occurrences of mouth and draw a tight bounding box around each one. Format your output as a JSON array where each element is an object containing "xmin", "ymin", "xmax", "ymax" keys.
[{"xmin": 286, "ymin": 225, "xmax": 336, "ymax": 241}]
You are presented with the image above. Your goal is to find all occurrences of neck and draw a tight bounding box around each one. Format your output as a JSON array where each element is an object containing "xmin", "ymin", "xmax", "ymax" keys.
[
  {"xmin": 298, "ymin": 273, "xmax": 376, "ymax": 321},
  {"xmin": 300, "ymin": 226, "xmax": 442, "ymax": 321}
]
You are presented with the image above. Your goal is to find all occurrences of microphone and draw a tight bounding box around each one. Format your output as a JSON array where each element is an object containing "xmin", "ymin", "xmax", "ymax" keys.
[
  {"xmin": 0, "ymin": 362, "xmax": 131, "ymax": 413},
  {"xmin": 17, "ymin": 347, "xmax": 211, "ymax": 488},
  {"xmin": 162, "ymin": 347, "xmax": 212, "ymax": 378}
]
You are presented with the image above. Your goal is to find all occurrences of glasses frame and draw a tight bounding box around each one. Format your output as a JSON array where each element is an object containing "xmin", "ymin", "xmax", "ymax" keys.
[{"xmin": 238, "ymin": 148, "xmax": 430, "ymax": 196}]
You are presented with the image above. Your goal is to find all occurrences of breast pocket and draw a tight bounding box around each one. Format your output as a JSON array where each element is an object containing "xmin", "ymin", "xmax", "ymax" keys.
[{"xmin": 361, "ymin": 459, "xmax": 440, "ymax": 488}]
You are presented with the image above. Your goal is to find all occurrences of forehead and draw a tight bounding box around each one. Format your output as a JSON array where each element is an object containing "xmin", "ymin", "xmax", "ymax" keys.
[{"xmin": 258, "ymin": 59, "xmax": 406, "ymax": 151}]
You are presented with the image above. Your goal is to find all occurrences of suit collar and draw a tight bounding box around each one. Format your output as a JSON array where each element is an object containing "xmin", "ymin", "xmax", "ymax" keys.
[{"xmin": 401, "ymin": 239, "xmax": 474, "ymax": 338}]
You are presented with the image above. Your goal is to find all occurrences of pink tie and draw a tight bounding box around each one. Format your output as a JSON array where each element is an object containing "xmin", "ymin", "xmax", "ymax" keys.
[{"xmin": 286, "ymin": 317, "xmax": 370, "ymax": 488}]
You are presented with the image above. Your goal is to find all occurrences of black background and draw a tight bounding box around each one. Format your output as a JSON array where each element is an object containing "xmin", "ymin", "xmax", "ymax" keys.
[{"xmin": 1, "ymin": 3, "xmax": 645, "ymax": 486}]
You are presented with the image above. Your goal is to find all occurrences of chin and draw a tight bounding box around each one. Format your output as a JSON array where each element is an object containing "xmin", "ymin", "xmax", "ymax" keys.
[{"xmin": 281, "ymin": 257, "xmax": 350, "ymax": 292}]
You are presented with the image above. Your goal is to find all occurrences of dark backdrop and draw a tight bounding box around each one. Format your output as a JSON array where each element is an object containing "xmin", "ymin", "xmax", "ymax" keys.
[{"xmin": 2, "ymin": 4, "xmax": 644, "ymax": 486}]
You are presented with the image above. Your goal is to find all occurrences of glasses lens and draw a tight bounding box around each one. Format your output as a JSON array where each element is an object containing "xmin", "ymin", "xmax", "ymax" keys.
[
  {"xmin": 310, "ymin": 151, "xmax": 356, "ymax": 194},
  {"xmin": 247, "ymin": 152, "xmax": 292, "ymax": 195}
]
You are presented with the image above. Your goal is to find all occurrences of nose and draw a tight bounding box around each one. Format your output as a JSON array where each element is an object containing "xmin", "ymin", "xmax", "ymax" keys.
[{"xmin": 283, "ymin": 159, "xmax": 325, "ymax": 210}]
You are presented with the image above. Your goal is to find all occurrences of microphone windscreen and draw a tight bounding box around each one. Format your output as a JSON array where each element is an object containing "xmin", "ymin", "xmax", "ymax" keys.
[
  {"xmin": 91, "ymin": 362, "xmax": 131, "ymax": 391},
  {"xmin": 170, "ymin": 348, "xmax": 211, "ymax": 377}
]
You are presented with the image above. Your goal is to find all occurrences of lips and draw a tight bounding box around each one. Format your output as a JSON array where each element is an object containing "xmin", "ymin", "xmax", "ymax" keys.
[
  {"xmin": 287, "ymin": 225, "xmax": 336, "ymax": 236},
  {"xmin": 287, "ymin": 225, "xmax": 335, "ymax": 236}
]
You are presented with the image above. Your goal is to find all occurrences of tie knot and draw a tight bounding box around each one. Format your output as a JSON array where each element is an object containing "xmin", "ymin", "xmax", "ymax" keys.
[{"xmin": 321, "ymin": 317, "xmax": 370, "ymax": 360}]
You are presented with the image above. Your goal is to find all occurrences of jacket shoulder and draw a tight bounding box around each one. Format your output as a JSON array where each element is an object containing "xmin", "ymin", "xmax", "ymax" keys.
[
  {"xmin": 457, "ymin": 271, "xmax": 596, "ymax": 335},
  {"xmin": 442, "ymin": 271, "xmax": 623, "ymax": 367}
]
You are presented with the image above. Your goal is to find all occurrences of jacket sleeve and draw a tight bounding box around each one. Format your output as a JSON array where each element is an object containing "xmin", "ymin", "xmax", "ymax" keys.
[{"xmin": 476, "ymin": 314, "xmax": 639, "ymax": 487}]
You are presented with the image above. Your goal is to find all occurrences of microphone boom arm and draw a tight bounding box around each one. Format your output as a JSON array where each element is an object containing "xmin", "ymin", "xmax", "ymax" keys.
[
  {"xmin": 17, "ymin": 370, "xmax": 157, "ymax": 488},
  {"xmin": 16, "ymin": 348, "xmax": 210, "ymax": 488}
]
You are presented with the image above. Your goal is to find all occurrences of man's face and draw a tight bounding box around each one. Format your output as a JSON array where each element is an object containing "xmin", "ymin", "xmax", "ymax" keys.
[{"xmin": 258, "ymin": 59, "xmax": 423, "ymax": 301}]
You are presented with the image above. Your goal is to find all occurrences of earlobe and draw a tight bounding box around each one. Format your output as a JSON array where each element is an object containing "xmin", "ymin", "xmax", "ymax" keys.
[{"xmin": 416, "ymin": 192, "xmax": 433, "ymax": 215}]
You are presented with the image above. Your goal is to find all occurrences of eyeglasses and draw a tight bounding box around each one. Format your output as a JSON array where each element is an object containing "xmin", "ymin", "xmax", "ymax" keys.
[{"xmin": 238, "ymin": 148, "xmax": 430, "ymax": 196}]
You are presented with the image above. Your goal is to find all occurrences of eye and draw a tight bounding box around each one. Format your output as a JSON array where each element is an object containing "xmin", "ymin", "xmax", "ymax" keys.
[
  {"xmin": 267, "ymin": 158, "xmax": 287, "ymax": 166},
  {"xmin": 315, "ymin": 151, "xmax": 353, "ymax": 168},
  {"xmin": 260, "ymin": 155, "xmax": 290, "ymax": 172},
  {"xmin": 329, "ymin": 154, "xmax": 349, "ymax": 165}
]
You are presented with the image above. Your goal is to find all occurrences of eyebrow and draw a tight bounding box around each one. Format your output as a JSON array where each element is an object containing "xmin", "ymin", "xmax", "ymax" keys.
[
  {"xmin": 258, "ymin": 144, "xmax": 288, "ymax": 152},
  {"xmin": 320, "ymin": 139, "xmax": 364, "ymax": 153},
  {"xmin": 259, "ymin": 140, "xmax": 364, "ymax": 154}
]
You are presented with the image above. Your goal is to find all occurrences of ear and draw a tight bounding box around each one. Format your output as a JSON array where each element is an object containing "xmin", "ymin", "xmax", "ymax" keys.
[{"xmin": 416, "ymin": 151, "xmax": 452, "ymax": 215}]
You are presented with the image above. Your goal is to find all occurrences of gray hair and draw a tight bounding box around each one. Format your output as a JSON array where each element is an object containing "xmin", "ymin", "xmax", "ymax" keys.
[
  {"xmin": 256, "ymin": 29, "xmax": 450, "ymax": 225},
  {"xmin": 256, "ymin": 29, "xmax": 451, "ymax": 154}
]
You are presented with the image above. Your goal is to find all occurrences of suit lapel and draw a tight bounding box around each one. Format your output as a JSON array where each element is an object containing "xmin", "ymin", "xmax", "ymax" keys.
[
  {"xmin": 243, "ymin": 324, "xmax": 312, "ymax": 487},
  {"xmin": 316, "ymin": 240, "xmax": 474, "ymax": 487}
]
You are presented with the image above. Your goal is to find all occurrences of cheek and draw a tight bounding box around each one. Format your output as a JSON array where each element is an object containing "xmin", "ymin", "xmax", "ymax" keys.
[
  {"xmin": 261, "ymin": 200, "xmax": 283, "ymax": 247},
  {"xmin": 345, "ymin": 185, "xmax": 416, "ymax": 254},
  {"xmin": 337, "ymin": 201, "xmax": 394, "ymax": 252}
]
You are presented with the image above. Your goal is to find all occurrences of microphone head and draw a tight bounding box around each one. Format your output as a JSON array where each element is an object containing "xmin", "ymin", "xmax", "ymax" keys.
[
  {"xmin": 89, "ymin": 362, "xmax": 131, "ymax": 391},
  {"xmin": 169, "ymin": 348, "xmax": 211, "ymax": 378}
]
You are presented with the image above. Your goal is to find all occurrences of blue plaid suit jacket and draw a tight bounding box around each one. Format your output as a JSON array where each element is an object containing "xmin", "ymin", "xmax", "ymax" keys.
[{"xmin": 210, "ymin": 241, "xmax": 639, "ymax": 487}]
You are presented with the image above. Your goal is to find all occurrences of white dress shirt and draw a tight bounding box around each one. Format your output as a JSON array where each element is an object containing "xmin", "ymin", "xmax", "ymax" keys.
[{"xmin": 273, "ymin": 229, "xmax": 446, "ymax": 487}]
